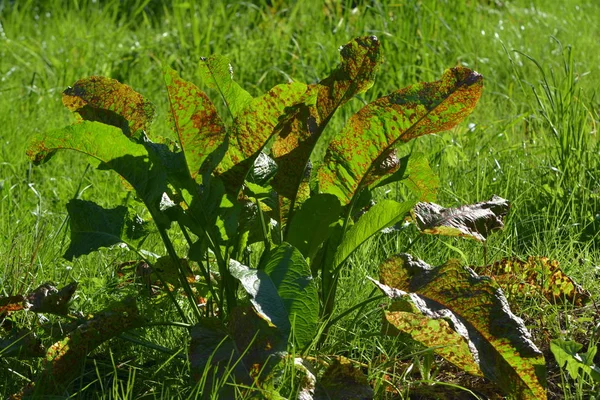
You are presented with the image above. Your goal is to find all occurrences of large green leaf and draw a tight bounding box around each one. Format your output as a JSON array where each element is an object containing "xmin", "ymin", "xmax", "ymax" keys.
[
  {"xmin": 317, "ymin": 67, "xmax": 483, "ymax": 204},
  {"xmin": 64, "ymin": 199, "xmax": 146, "ymax": 260},
  {"xmin": 229, "ymin": 260, "xmax": 291, "ymax": 340},
  {"xmin": 28, "ymin": 297, "xmax": 145, "ymax": 397},
  {"xmin": 411, "ymin": 195, "xmax": 509, "ymax": 242},
  {"xmin": 332, "ymin": 200, "xmax": 414, "ymax": 270},
  {"xmin": 374, "ymin": 152, "xmax": 440, "ymax": 202},
  {"xmin": 374, "ymin": 254, "xmax": 547, "ymax": 400},
  {"xmin": 62, "ymin": 76, "xmax": 155, "ymax": 138},
  {"xmin": 271, "ymin": 36, "xmax": 383, "ymax": 199},
  {"xmin": 198, "ymin": 54, "xmax": 253, "ymax": 118},
  {"xmin": 259, "ymin": 243, "xmax": 319, "ymax": 348},
  {"xmin": 215, "ymin": 82, "xmax": 312, "ymax": 195},
  {"xmin": 27, "ymin": 121, "xmax": 169, "ymax": 225},
  {"xmin": 164, "ymin": 67, "xmax": 227, "ymax": 182},
  {"xmin": 285, "ymin": 194, "xmax": 342, "ymax": 261}
]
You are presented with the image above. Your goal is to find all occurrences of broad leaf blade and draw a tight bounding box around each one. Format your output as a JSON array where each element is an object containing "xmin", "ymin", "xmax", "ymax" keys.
[
  {"xmin": 318, "ymin": 67, "xmax": 483, "ymax": 203},
  {"xmin": 286, "ymin": 194, "xmax": 342, "ymax": 261},
  {"xmin": 260, "ymin": 243, "xmax": 319, "ymax": 348},
  {"xmin": 215, "ymin": 82, "xmax": 312, "ymax": 195},
  {"xmin": 229, "ymin": 260, "xmax": 291, "ymax": 340},
  {"xmin": 62, "ymin": 76, "xmax": 155, "ymax": 137},
  {"xmin": 64, "ymin": 200, "xmax": 127, "ymax": 260},
  {"xmin": 374, "ymin": 152, "xmax": 439, "ymax": 202},
  {"xmin": 198, "ymin": 55, "xmax": 253, "ymax": 118},
  {"xmin": 411, "ymin": 195, "xmax": 509, "ymax": 242},
  {"xmin": 164, "ymin": 67, "xmax": 227, "ymax": 181},
  {"xmin": 381, "ymin": 298, "xmax": 483, "ymax": 377},
  {"xmin": 271, "ymin": 36, "xmax": 383, "ymax": 199},
  {"xmin": 64, "ymin": 200, "xmax": 146, "ymax": 260},
  {"xmin": 27, "ymin": 121, "xmax": 169, "ymax": 225},
  {"xmin": 473, "ymin": 257, "xmax": 591, "ymax": 306},
  {"xmin": 376, "ymin": 254, "xmax": 547, "ymax": 400},
  {"xmin": 333, "ymin": 200, "xmax": 414, "ymax": 270},
  {"xmin": 30, "ymin": 297, "xmax": 144, "ymax": 396}
]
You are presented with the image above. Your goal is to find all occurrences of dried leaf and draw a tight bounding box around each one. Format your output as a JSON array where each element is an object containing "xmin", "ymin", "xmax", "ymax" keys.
[
  {"xmin": 314, "ymin": 357, "xmax": 374, "ymax": 400},
  {"xmin": 411, "ymin": 195, "xmax": 509, "ymax": 241}
]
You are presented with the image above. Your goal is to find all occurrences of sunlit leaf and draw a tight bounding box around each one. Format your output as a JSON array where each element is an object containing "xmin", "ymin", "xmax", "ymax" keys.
[
  {"xmin": 551, "ymin": 339, "xmax": 600, "ymax": 383},
  {"xmin": 333, "ymin": 200, "xmax": 414, "ymax": 270},
  {"xmin": 374, "ymin": 152, "xmax": 439, "ymax": 202},
  {"xmin": 215, "ymin": 82, "xmax": 312, "ymax": 195},
  {"xmin": 473, "ymin": 257, "xmax": 591, "ymax": 306},
  {"xmin": 374, "ymin": 253, "xmax": 547, "ymax": 400},
  {"xmin": 314, "ymin": 356, "xmax": 374, "ymax": 400},
  {"xmin": 28, "ymin": 297, "xmax": 145, "ymax": 396},
  {"xmin": 318, "ymin": 67, "xmax": 483, "ymax": 204},
  {"xmin": 164, "ymin": 67, "xmax": 227, "ymax": 181},
  {"xmin": 0, "ymin": 295, "xmax": 27, "ymax": 314},
  {"xmin": 411, "ymin": 195, "xmax": 509, "ymax": 241},
  {"xmin": 27, "ymin": 121, "xmax": 168, "ymax": 218},
  {"xmin": 62, "ymin": 76, "xmax": 155, "ymax": 137},
  {"xmin": 259, "ymin": 243, "xmax": 319, "ymax": 348},
  {"xmin": 198, "ymin": 55, "xmax": 253, "ymax": 118},
  {"xmin": 381, "ymin": 297, "xmax": 483, "ymax": 377},
  {"xmin": 271, "ymin": 36, "xmax": 383, "ymax": 199}
]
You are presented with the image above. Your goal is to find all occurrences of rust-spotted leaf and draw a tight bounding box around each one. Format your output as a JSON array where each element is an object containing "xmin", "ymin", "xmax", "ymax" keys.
[
  {"xmin": 473, "ymin": 257, "xmax": 590, "ymax": 307},
  {"xmin": 318, "ymin": 67, "xmax": 483, "ymax": 204},
  {"xmin": 215, "ymin": 82, "xmax": 312, "ymax": 194},
  {"xmin": 271, "ymin": 36, "xmax": 383, "ymax": 200},
  {"xmin": 380, "ymin": 297, "xmax": 483, "ymax": 377},
  {"xmin": 198, "ymin": 55, "xmax": 253, "ymax": 118},
  {"xmin": 63, "ymin": 76, "xmax": 155, "ymax": 137},
  {"xmin": 164, "ymin": 67, "xmax": 227, "ymax": 182},
  {"xmin": 411, "ymin": 195, "xmax": 509, "ymax": 241},
  {"xmin": 375, "ymin": 253, "xmax": 547, "ymax": 400}
]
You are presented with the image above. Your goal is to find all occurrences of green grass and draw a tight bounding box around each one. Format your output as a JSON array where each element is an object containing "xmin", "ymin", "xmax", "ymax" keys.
[{"xmin": 2, "ymin": 0, "xmax": 599, "ymax": 398}]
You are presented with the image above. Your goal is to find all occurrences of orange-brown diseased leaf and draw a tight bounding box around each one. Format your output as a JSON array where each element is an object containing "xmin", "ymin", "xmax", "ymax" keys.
[
  {"xmin": 381, "ymin": 298, "xmax": 483, "ymax": 377},
  {"xmin": 271, "ymin": 36, "xmax": 383, "ymax": 200},
  {"xmin": 164, "ymin": 67, "xmax": 227, "ymax": 182},
  {"xmin": 0, "ymin": 295, "xmax": 27, "ymax": 314},
  {"xmin": 411, "ymin": 195, "xmax": 509, "ymax": 242},
  {"xmin": 473, "ymin": 257, "xmax": 591, "ymax": 307},
  {"xmin": 28, "ymin": 297, "xmax": 145, "ymax": 397},
  {"xmin": 215, "ymin": 82, "xmax": 312, "ymax": 195},
  {"xmin": 318, "ymin": 67, "xmax": 483, "ymax": 204},
  {"xmin": 375, "ymin": 254, "xmax": 547, "ymax": 400},
  {"xmin": 63, "ymin": 76, "xmax": 155, "ymax": 138}
]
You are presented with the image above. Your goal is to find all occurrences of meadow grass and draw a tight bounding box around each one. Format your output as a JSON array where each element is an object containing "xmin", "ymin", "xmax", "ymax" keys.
[{"xmin": 1, "ymin": 0, "xmax": 599, "ymax": 398}]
